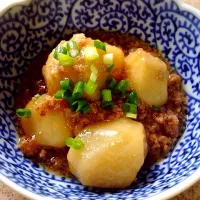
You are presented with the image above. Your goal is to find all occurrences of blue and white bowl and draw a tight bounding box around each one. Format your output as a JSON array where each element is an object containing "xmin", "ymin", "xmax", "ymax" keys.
[{"xmin": 0, "ymin": 0, "xmax": 199, "ymax": 199}]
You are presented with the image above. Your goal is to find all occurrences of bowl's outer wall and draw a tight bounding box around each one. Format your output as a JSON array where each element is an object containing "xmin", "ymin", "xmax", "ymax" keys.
[{"xmin": 0, "ymin": 0, "xmax": 199, "ymax": 199}]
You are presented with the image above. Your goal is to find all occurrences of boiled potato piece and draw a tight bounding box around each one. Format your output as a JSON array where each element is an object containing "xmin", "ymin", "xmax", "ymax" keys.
[
  {"xmin": 43, "ymin": 34, "xmax": 124, "ymax": 100},
  {"xmin": 67, "ymin": 118, "xmax": 147, "ymax": 188},
  {"xmin": 125, "ymin": 48, "xmax": 169, "ymax": 106},
  {"xmin": 21, "ymin": 94, "xmax": 72, "ymax": 147}
]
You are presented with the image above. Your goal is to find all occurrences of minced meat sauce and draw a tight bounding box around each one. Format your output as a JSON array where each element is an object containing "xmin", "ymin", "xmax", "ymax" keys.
[{"xmin": 15, "ymin": 31, "xmax": 186, "ymax": 175}]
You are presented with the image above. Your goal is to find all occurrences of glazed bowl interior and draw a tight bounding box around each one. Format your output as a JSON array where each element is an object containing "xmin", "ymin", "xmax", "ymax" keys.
[{"xmin": 0, "ymin": 0, "xmax": 200, "ymax": 200}]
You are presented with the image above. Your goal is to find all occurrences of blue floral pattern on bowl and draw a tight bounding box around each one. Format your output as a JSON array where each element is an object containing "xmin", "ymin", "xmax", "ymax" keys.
[{"xmin": 0, "ymin": 0, "xmax": 199, "ymax": 199}]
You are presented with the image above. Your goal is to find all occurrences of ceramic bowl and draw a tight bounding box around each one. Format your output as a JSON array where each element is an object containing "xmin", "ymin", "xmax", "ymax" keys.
[{"xmin": 0, "ymin": 0, "xmax": 200, "ymax": 199}]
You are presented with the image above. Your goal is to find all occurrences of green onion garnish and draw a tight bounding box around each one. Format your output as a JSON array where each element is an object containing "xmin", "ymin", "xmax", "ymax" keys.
[
  {"xmin": 65, "ymin": 137, "xmax": 84, "ymax": 150},
  {"xmin": 53, "ymin": 46, "xmax": 68, "ymax": 59},
  {"xmin": 127, "ymin": 90, "xmax": 139, "ymax": 105},
  {"xmin": 58, "ymin": 53, "xmax": 74, "ymax": 66},
  {"xmin": 68, "ymin": 48, "xmax": 80, "ymax": 57},
  {"xmin": 125, "ymin": 113, "xmax": 137, "ymax": 119},
  {"xmin": 54, "ymin": 90, "xmax": 65, "ymax": 99},
  {"xmin": 16, "ymin": 108, "xmax": 31, "ymax": 118},
  {"xmin": 84, "ymin": 79, "xmax": 98, "ymax": 96},
  {"xmin": 100, "ymin": 101, "xmax": 113, "ymax": 109},
  {"xmin": 123, "ymin": 103, "xmax": 137, "ymax": 114},
  {"xmin": 81, "ymin": 105, "xmax": 91, "ymax": 114},
  {"xmin": 103, "ymin": 53, "xmax": 113, "ymax": 65},
  {"xmin": 72, "ymin": 100, "xmax": 87, "ymax": 112},
  {"xmin": 60, "ymin": 79, "xmax": 73, "ymax": 91},
  {"xmin": 34, "ymin": 94, "xmax": 40, "ymax": 99},
  {"xmin": 102, "ymin": 89, "xmax": 112, "ymax": 102},
  {"xmin": 84, "ymin": 46, "xmax": 99, "ymax": 61},
  {"xmin": 152, "ymin": 105, "xmax": 160, "ymax": 111},
  {"xmin": 94, "ymin": 41, "xmax": 106, "ymax": 52},
  {"xmin": 67, "ymin": 41, "xmax": 80, "ymax": 57},
  {"xmin": 67, "ymin": 40, "xmax": 78, "ymax": 49},
  {"xmin": 72, "ymin": 81, "xmax": 85, "ymax": 100},
  {"xmin": 115, "ymin": 80, "xmax": 129, "ymax": 94},
  {"xmin": 106, "ymin": 64, "xmax": 114, "ymax": 72},
  {"xmin": 106, "ymin": 76, "xmax": 117, "ymax": 89},
  {"xmin": 63, "ymin": 90, "xmax": 72, "ymax": 101},
  {"xmin": 90, "ymin": 65, "xmax": 98, "ymax": 82}
]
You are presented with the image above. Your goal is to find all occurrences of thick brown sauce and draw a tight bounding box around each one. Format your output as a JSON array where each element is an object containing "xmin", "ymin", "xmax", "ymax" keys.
[{"xmin": 16, "ymin": 31, "xmax": 186, "ymax": 175}]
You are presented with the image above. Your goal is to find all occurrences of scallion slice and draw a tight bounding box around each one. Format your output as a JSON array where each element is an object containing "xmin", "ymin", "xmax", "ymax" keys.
[
  {"xmin": 102, "ymin": 89, "xmax": 112, "ymax": 102},
  {"xmin": 127, "ymin": 90, "xmax": 139, "ymax": 105},
  {"xmin": 106, "ymin": 64, "xmax": 114, "ymax": 72},
  {"xmin": 100, "ymin": 101, "xmax": 113, "ymax": 109},
  {"xmin": 53, "ymin": 46, "xmax": 68, "ymax": 59},
  {"xmin": 81, "ymin": 105, "xmax": 91, "ymax": 114},
  {"xmin": 106, "ymin": 76, "xmax": 117, "ymax": 89},
  {"xmin": 72, "ymin": 100, "xmax": 87, "ymax": 112},
  {"xmin": 84, "ymin": 46, "xmax": 99, "ymax": 61},
  {"xmin": 63, "ymin": 90, "xmax": 72, "ymax": 101},
  {"xmin": 123, "ymin": 103, "xmax": 137, "ymax": 114},
  {"xmin": 125, "ymin": 113, "xmax": 137, "ymax": 119},
  {"xmin": 90, "ymin": 65, "xmax": 98, "ymax": 82},
  {"xmin": 84, "ymin": 79, "xmax": 98, "ymax": 96},
  {"xmin": 115, "ymin": 80, "xmax": 129, "ymax": 94},
  {"xmin": 69, "ymin": 49, "xmax": 80, "ymax": 58},
  {"xmin": 152, "ymin": 105, "xmax": 160, "ymax": 111},
  {"xmin": 60, "ymin": 79, "xmax": 73, "ymax": 91},
  {"xmin": 94, "ymin": 40, "xmax": 106, "ymax": 52},
  {"xmin": 16, "ymin": 108, "xmax": 31, "ymax": 118},
  {"xmin": 72, "ymin": 81, "xmax": 85, "ymax": 100},
  {"xmin": 58, "ymin": 53, "xmax": 74, "ymax": 66},
  {"xmin": 65, "ymin": 137, "xmax": 84, "ymax": 150},
  {"xmin": 34, "ymin": 94, "xmax": 40, "ymax": 99},
  {"xmin": 67, "ymin": 41, "xmax": 80, "ymax": 57},
  {"xmin": 103, "ymin": 53, "xmax": 113, "ymax": 65},
  {"xmin": 54, "ymin": 90, "xmax": 65, "ymax": 99},
  {"xmin": 67, "ymin": 40, "xmax": 78, "ymax": 49}
]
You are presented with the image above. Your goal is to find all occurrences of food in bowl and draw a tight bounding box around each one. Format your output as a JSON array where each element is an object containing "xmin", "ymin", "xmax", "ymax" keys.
[{"xmin": 15, "ymin": 31, "xmax": 186, "ymax": 188}]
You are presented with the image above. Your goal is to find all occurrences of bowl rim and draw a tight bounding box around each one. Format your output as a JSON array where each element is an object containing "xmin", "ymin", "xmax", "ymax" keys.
[
  {"xmin": 0, "ymin": 0, "xmax": 200, "ymax": 199},
  {"xmin": 1, "ymin": 167, "xmax": 200, "ymax": 200}
]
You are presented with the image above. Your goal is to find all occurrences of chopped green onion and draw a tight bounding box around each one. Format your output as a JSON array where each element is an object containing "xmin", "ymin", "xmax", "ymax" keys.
[
  {"xmin": 94, "ymin": 40, "xmax": 106, "ymax": 52},
  {"xmin": 54, "ymin": 90, "xmax": 65, "ymax": 99},
  {"xmin": 72, "ymin": 81, "xmax": 85, "ymax": 100},
  {"xmin": 102, "ymin": 89, "xmax": 112, "ymax": 102},
  {"xmin": 127, "ymin": 90, "xmax": 139, "ymax": 105},
  {"xmin": 67, "ymin": 41, "xmax": 80, "ymax": 57},
  {"xmin": 115, "ymin": 80, "xmax": 129, "ymax": 94},
  {"xmin": 65, "ymin": 137, "xmax": 84, "ymax": 150},
  {"xmin": 81, "ymin": 105, "xmax": 91, "ymax": 114},
  {"xmin": 16, "ymin": 108, "xmax": 31, "ymax": 118},
  {"xmin": 101, "ymin": 101, "xmax": 113, "ymax": 109},
  {"xmin": 60, "ymin": 79, "xmax": 73, "ymax": 91},
  {"xmin": 125, "ymin": 113, "xmax": 137, "ymax": 119},
  {"xmin": 34, "ymin": 94, "xmax": 40, "ymax": 99},
  {"xmin": 90, "ymin": 65, "xmax": 98, "ymax": 82},
  {"xmin": 106, "ymin": 64, "xmax": 114, "ymax": 72},
  {"xmin": 63, "ymin": 90, "xmax": 72, "ymax": 101},
  {"xmin": 84, "ymin": 79, "xmax": 98, "ymax": 96},
  {"xmin": 152, "ymin": 105, "xmax": 160, "ymax": 111},
  {"xmin": 58, "ymin": 53, "xmax": 74, "ymax": 66},
  {"xmin": 103, "ymin": 53, "xmax": 113, "ymax": 65},
  {"xmin": 69, "ymin": 48, "xmax": 80, "ymax": 58},
  {"xmin": 106, "ymin": 76, "xmax": 117, "ymax": 89},
  {"xmin": 72, "ymin": 100, "xmax": 87, "ymax": 112},
  {"xmin": 84, "ymin": 46, "xmax": 99, "ymax": 61},
  {"xmin": 53, "ymin": 46, "xmax": 68, "ymax": 59},
  {"xmin": 123, "ymin": 103, "xmax": 137, "ymax": 114},
  {"xmin": 67, "ymin": 40, "xmax": 78, "ymax": 49}
]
